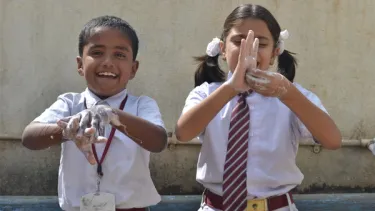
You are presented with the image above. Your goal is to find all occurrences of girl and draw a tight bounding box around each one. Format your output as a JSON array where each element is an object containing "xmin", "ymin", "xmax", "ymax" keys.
[
  {"xmin": 22, "ymin": 16, "xmax": 167, "ymax": 211},
  {"xmin": 175, "ymin": 4, "xmax": 341, "ymax": 211}
]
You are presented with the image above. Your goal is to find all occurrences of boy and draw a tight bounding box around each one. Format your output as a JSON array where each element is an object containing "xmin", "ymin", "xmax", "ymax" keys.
[{"xmin": 22, "ymin": 16, "xmax": 167, "ymax": 211}]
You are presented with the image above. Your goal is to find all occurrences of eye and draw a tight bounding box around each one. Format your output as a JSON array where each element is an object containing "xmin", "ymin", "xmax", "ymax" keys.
[
  {"xmin": 232, "ymin": 40, "xmax": 242, "ymax": 46},
  {"xmin": 91, "ymin": 51, "xmax": 103, "ymax": 57},
  {"xmin": 259, "ymin": 43, "xmax": 268, "ymax": 48},
  {"xmin": 115, "ymin": 52, "xmax": 126, "ymax": 59}
]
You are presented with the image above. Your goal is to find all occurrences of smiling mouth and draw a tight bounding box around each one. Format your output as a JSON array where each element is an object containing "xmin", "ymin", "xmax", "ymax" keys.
[{"xmin": 96, "ymin": 72, "xmax": 118, "ymax": 79}]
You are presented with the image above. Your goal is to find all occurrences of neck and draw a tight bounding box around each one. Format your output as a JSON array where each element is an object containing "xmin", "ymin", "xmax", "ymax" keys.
[
  {"xmin": 96, "ymin": 94, "xmax": 110, "ymax": 100},
  {"xmin": 88, "ymin": 88, "xmax": 126, "ymax": 100}
]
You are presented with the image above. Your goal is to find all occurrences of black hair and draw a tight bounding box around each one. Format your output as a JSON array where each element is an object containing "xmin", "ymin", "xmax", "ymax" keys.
[
  {"xmin": 194, "ymin": 4, "xmax": 297, "ymax": 87},
  {"xmin": 78, "ymin": 15, "xmax": 139, "ymax": 60}
]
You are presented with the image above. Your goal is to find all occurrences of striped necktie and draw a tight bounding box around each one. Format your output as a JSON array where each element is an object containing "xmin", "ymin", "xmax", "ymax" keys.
[{"xmin": 223, "ymin": 92, "xmax": 250, "ymax": 211}]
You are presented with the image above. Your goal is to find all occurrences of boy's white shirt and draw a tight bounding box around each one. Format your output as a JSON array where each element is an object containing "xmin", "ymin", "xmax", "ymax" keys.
[
  {"xmin": 182, "ymin": 71, "xmax": 328, "ymax": 199},
  {"xmin": 34, "ymin": 88, "xmax": 164, "ymax": 210}
]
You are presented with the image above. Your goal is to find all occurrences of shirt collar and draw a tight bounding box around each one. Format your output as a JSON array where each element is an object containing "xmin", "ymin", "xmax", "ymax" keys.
[{"xmin": 83, "ymin": 88, "xmax": 128, "ymax": 109}]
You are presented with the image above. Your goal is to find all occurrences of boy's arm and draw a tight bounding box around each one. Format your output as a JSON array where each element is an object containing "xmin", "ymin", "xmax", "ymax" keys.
[
  {"xmin": 22, "ymin": 96, "xmax": 71, "ymax": 150},
  {"xmin": 112, "ymin": 96, "xmax": 167, "ymax": 153},
  {"xmin": 22, "ymin": 123, "xmax": 66, "ymax": 150}
]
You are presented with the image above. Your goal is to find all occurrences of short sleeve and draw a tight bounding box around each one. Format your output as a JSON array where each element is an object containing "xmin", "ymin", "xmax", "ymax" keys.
[
  {"xmin": 33, "ymin": 95, "xmax": 71, "ymax": 124},
  {"xmin": 291, "ymin": 83, "xmax": 328, "ymax": 141},
  {"xmin": 182, "ymin": 82, "xmax": 208, "ymax": 114},
  {"xmin": 137, "ymin": 96, "xmax": 165, "ymax": 129},
  {"xmin": 180, "ymin": 82, "xmax": 209, "ymax": 139}
]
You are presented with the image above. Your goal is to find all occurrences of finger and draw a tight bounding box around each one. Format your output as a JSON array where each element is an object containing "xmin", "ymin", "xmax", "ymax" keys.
[
  {"xmin": 88, "ymin": 114, "xmax": 101, "ymax": 142},
  {"xmin": 84, "ymin": 135, "xmax": 93, "ymax": 146},
  {"xmin": 245, "ymin": 56, "xmax": 257, "ymax": 72},
  {"xmin": 96, "ymin": 105, "xmax": 111, "ymax": 124},
  {"xmin": 77, "ymin": 140, "xmax": 96, "ymax": 165},
  {"xmin": 245, "ymin": 30, "xmax": 254, "ymax": 57},
  {"xmin": 91, "ymin": 114, "xmax": 101, "ymax": 132},
  {"xmin": 98, "ymin": 122, "xmax": 106, "ymax": 137},
  {"xmin": 56, "ymin": 116, "xmax": 72, "ymax": 129},
  {"xmin": 96, "ymin": 136, "xmax": 108, "ymax": 143},
  {"xmin": 56, "ymin": 120, "xmax": 68, "ymax": 129},
  {"xmin": 84, "ymin": 127, "xmax": 96, "ymax": 144},
  {"xmin": 247, "ymin": 82, "xmax": 267, "ymax": 93},
  {"xmin": 237, "ymin": 39, "xmax": 247, "ymax": 70},
  {"xmin": 66, "ymin": 115, "xmax": 81, "ymax": 137},
  {"xmin": 246, "ymin": 73, "xmax": 270, "ymax": 85},
  {"xmin": 59, "ymin": 116, "xmax": 72, "ymax": 123},
  {"xmin": 250, "ymin": 38, "xmax": 259, "ymax": 62},
  {"xmin": 77, "ymin": 111, "xmax": 91, "ymax": 139},
  {"xmin": 84, "ymin": 149, "xmax": 97, "ymax": 165},
  {"xmin": 246, "ymin": 80, "xmax": 271, "ymax": 96},
  {"xmin": 248, "ymin": 68, "xmax": 275, "ymax": 80}
]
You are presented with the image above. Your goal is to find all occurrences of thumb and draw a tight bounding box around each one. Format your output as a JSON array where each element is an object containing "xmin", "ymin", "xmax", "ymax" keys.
[
  {"xmin": 57, "ymin": 116, "xmax": 71, "ymax": 129},
  {"xmin": 86, "ymin": 152, "xmax": 97, "ymax": 165},
  {"xmin": 83, "ymin": 149, "xmax": 97, "ymax": 165}
]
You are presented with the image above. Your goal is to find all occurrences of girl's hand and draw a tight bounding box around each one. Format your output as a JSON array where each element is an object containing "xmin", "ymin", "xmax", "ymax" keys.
[
  {"xmin": 225, "ymin": 30, "xmax": 259, "ymax": 92},
  {"xmin": 245, "ymin": 69, "xmax": 292, "ymax": 99}
]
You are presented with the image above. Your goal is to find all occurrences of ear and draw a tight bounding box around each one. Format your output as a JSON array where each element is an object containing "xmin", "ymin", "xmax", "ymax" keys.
[
  {"xmin": 270, "ymin": 48, "xmax": 280, "ymax": 65},
  {"xmin": 219, "ymin": 40, "xmax": 226, "ymax": 60},
  {"xmin": 129, "ymin": 60, "xmax": 139, "ymax": 80},
  {"xmin": 76, "ymin": 56, "xmax": 84, "ymax": 76}
]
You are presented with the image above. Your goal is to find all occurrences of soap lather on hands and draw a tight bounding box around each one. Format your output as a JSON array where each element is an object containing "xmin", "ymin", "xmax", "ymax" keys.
[
  {"xmin": 56, "ymin": 103, "xmax": 124, "ymax": 165},
  {"xmin": 244, "ymin": 42, "xmax": 292, "ymax": 99}
]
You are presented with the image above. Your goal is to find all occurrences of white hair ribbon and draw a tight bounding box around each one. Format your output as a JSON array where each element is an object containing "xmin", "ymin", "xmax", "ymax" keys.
[
  {"xmin": 206, "ymin": 37, "xmax": 221, "ymax": 57},
  {"xmin": 278, "ymin": 30, "xmax": 289, "ymax": 55}
]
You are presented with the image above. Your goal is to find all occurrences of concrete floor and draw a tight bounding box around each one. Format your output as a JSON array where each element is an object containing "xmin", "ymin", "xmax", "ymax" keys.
[{"xmin": 1, "ymin": 194, "xmax": 375, "ymax": 211}]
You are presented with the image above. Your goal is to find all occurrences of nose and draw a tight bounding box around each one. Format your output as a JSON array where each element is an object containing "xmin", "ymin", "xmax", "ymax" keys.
[{"xmin": 102, "ymin": 55, "xmax": 114, "ymax": 69}]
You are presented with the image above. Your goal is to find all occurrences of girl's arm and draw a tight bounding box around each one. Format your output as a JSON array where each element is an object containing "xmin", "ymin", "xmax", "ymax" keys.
[
  {"xmin": 175, "ymin": 83, "xmax": 238, "ymax": 142},
  {"xmin": 281, "ymin": 85, "xmax": 341, "ymax": 149},
  {"xmin": 246, "ymin": 68, "xmax": 341, "ymax": 150},
  {"xmin": 176, "ymin": 31, "xmax": 258, "ymax": 142}
]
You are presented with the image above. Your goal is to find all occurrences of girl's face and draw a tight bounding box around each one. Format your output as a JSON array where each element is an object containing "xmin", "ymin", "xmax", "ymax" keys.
[{"xmin": 220, "ymin": 18, "xmax": 279, "ymax": 73}]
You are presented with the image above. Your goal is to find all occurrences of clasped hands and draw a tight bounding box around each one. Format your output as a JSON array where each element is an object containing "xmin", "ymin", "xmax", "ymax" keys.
[
  {"xmin": 225, "ymin": 30, "xmax": 292, "ymax": 98},
  {"xmin": 57, "ymin": 104, "xmax": 122, "ymax": 164}
]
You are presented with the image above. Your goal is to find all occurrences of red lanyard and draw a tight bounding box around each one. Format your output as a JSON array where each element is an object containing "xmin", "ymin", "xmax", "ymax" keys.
[{"xmin": 83, "ymin": 95, "xmax": 128, "ymax": 177}]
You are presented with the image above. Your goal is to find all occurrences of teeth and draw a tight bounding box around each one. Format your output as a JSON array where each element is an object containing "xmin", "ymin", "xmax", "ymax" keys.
[{"xmin": 98, "ymin": 72, "xmax": 116, "ymax": 77}]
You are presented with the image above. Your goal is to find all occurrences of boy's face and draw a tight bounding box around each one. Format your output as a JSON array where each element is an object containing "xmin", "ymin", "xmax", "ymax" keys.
[{"xmin": 77, "ymin": 27, "xmax": 138, "ymax": 98}]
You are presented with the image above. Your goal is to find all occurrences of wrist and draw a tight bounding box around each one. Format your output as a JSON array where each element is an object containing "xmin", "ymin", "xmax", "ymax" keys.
[
  {"xmin": 51, "ymin": 124, "xmax": 69, "ymax": 142},
  {"xmin": 279, "ymin": 84, "xmax": 299, "ymax": 104},
  {"xmin": 222, "ymin": 80, "xmax": 241, "ymax": 97},
  {"xmin": 109, "ymin": 108, "xmax": 122, "ymax": 127}
]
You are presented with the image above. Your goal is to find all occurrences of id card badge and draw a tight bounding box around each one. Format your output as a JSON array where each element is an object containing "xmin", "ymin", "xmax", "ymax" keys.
[
  {"xmin": 80, "ymin": 192, "xmax": 115, "ymax": 211},
  {"xmin": 80, "ymin": 176, "xmax": 115, "ymax": 211}
]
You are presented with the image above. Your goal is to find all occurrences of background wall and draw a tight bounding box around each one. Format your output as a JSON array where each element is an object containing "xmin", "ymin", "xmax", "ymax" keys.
[{"xmin": 1, "ymin": 0, "xmax": 375, "ymax": 195}]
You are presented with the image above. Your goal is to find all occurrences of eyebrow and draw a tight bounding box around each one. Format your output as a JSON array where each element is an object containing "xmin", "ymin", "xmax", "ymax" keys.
[
  {"xmin": 89, "ymin": 44, "xmax": 130, "ymax": 52},
  {"xmin": 232, "ymin": 34, "xmax": 269, "ymax": 41}
]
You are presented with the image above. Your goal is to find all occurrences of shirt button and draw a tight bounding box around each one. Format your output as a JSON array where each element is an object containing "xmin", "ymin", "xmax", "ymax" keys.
[{"xmin": 249, "ymin": 105, "xmax": 254, "ymax": 109}]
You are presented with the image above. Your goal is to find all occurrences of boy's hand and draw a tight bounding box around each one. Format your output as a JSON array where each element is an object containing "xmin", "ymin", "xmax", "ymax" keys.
[{"xmin": 56, "ymin": 105, "xmax": 121, "ymax": 165}]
